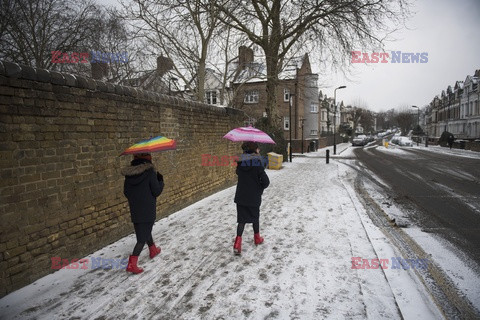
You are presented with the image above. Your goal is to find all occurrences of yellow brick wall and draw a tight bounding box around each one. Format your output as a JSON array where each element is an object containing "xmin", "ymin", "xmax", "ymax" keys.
[{"xmin": 0, "ymin": 61, "xmax": 244, "ymax": 297}]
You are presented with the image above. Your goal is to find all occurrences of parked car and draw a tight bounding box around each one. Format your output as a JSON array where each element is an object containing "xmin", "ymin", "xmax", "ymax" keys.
[
  {"xmin": 366, "ymin": 135, "xmax": 375, "ymax": 143},
  {"xmin": 352, "ymin": 135, "xmax": 367, "ymax": 146},
  {"xmin": 390, "ymin": 136, "xmax": 413, "ymax": 146},
  {"xmin": 378, "ymin": 131, "xmax": 386, "ymax": 138}
]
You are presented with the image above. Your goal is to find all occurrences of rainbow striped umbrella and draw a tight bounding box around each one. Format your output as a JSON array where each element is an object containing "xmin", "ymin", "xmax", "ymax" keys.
[
  {"xmin": 223, "ymin": 126, "xmax": 275, "ymax": 144},
  {"xmin": 120, "ymin": 136, "xmax": 176, "ymax": 155}
]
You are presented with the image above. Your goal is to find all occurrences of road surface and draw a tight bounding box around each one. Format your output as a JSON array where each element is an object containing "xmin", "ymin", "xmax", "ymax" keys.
[{"xmin": 353, "ymin": 143, "xmax": 480, "ymax": 266}]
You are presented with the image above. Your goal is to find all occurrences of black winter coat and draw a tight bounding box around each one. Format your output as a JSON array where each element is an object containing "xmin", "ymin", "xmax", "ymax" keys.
[
  {"xmin": 121, "ymin": 162, "xmax": 164, "ymax": 223},
  {"xmin": 234, "ymin": 155, "xmax": 270, "ymax": 207}
]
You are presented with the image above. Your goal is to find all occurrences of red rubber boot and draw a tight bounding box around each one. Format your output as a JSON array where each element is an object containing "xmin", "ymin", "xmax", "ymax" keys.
[
  {"xmin": 126, "ymin": 255, "xmax": 144, "ymax": 274},
  {"xmin": 254, "ymin": 233, "xmax": 264, "ymax": 245},
  {"xmin": 148, "ymin": 244, "xmax": 161, "ymax": 259},
  {"xmin": 233, "ymin": 236, "xmax": 242, "ymax": 255}
]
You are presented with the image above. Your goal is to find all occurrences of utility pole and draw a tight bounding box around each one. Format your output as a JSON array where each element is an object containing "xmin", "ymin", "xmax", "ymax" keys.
[{"xmin": 333, "ymin": 86, "xmax": 346, "ymax": 155}]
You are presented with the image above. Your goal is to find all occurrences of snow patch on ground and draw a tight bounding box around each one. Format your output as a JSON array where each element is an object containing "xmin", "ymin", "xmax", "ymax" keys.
[
  {"xmin": 375, "ymin": 146, "xmax": 423, "ymax": 159},
  {"xmin": 360, "ymin": 175, "xmax": 410, "ymax": 221},
  {"xmin": 413, "ymin": 145, "xmax": 480, "ymax": 159},
  {"xmin": 0, "ymin": 156, "xmax": 442, "ymax": 319},
  {"xmin": 405, "ymin": 227, "xmax": 480, "ymax": 312},
  {"xmin": 338, "ymin": 164, "xmax": 442, "ymax": 319}
]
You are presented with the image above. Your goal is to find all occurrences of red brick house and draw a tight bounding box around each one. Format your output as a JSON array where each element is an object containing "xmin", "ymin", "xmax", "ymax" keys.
[{"xmin": 229, "ymin": 47, "xmax": 319, "ymax": 150}]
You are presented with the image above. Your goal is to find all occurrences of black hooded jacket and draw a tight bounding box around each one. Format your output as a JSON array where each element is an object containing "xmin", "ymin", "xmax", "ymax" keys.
[
  {"xmin": 234, "ymin": 154, "xmax": 270, "ymax": 207},
  {"xmin": 121, "ymin": 161, "xmax": 164, "ymax": 223}
]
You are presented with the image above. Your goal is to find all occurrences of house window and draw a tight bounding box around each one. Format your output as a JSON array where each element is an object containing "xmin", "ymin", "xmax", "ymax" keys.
[
  {"xmin": 244, "ymin": 90, "xmax": 259, "ymax": 103},
  {"xmin": 310, "ymin": 130, "xmax": 318, "ymax": 136},
  {"xmin": 205, "ymin": 90, "xmax": 217, "ymax": 105},
  {"xmin": 284, "ymin": 88, "xmax": 290, "ymax": 102},
  {"xmin": 310, "ymin": 103, "xmax": 318, "ymax": 113},
  {"xmin": 284, "ymin": 116, "xmax": 290, "ymax": 130}
]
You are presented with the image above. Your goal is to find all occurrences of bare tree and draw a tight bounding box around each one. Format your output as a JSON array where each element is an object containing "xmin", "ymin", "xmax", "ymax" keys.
[
  {"xmin": 0, "ymin": 0, "xmax": 138, "ymax": 84},
  {"xmin": 375, "ymin": 111, "xmax": 388, "ymax": 131},
  {"xmin": 88, "ymin": 7, "xmax": 142, "ymax": 84},
  {"xmin": 359, "ymin": 109, "xmax": 375, "ymax": 134},
  {"xmin": 319, "ymin": 93, "xmax": 332, "ymax": 133},
  {"xmin": 206, "ymin": 24, "xmax": 250, "ymax": 106},
  {"xmin": 122, "ymin": 0, "xmax": 224, "ymax": 102},
  {"xmin": 215, "ymin": 0, "xmax": 410, "ymax": 126},
  {"xmin": 0, "ymin": 0, "xmax": 100, "ymax": 69},
  {"xmin": 394, "ymin": 107, "xmax": 415, "ymax": 136},
  {"xmin": 347, "ymin": 106, "xmax": 364, "ymax": 140}
]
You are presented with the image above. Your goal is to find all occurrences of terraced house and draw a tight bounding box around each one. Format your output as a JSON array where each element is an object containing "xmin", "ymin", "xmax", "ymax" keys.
[{"xmin": 426, "ymin": 69, "xmax": 480, "ymax": 140}]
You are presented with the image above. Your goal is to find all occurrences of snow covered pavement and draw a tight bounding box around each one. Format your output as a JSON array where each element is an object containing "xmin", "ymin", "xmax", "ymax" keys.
[{"xmin": 0, "ymin": 154, "xmax": 443, "ymax": 319}]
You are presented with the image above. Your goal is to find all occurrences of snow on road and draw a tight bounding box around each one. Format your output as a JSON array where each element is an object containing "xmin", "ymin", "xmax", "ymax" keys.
[
  {"xmin": 358, "ymin": 143, "xmax": 480, "ymax": 313},
  {"xmin": 412, "ymin": 144, "xmax": 480, "ymax": 159},
  {"xmin": 0, "ymin": 156, "xmax": 442, "ymax": 319}
]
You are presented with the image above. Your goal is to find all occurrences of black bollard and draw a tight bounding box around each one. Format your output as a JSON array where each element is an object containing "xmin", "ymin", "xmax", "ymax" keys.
[
  {"xmin": 326, "ymin": 149, "xmax": 330, "ymax": 164},
  {"xmin": 425, "ymin": 137, "xmax": 428, "ymax": 147}
]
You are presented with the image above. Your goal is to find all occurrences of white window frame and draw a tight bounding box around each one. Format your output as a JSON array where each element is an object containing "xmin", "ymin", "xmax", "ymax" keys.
[
  {"xmin": 284, "ymin": 88, "xmax": 290, "ymax": 102},
  {"xmin": 283, "ymin": 116, "xmax": 290, "ymax": 130},
  {"xmin": 310, "ymin": 103, "xmax": 318, "ymax": 113},
  {"xmin": 310, "ymin": 129, "xmax": 318, "ymax": 136},
  {"xmin": 205, "ymin": 90, "xmax": 217, "ymax": 105},
  {"xmin": 244, "ymin": 90, "xmax": 259, "ymax": 104}
]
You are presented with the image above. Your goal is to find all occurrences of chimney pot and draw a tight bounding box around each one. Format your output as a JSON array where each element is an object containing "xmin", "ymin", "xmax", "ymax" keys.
[{"xmin": 157, "ymin": 56, "xmax": 174, "ymax": 77}]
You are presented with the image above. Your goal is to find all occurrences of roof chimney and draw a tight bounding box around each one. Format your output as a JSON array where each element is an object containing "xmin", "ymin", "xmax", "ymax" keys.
[
  {"xmin": 157, "ymin": 56, "xmax": 174, "ymax": 77},
  {"xmin": 238, "ymin": 46, "xmax": 254, "ymax": 69}
]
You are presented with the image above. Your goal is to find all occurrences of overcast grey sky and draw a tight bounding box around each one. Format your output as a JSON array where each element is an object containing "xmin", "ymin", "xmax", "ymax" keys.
[
  {"xmin": 324, "ymin": 0, "xmax": 480, "ymax": 112},
  {"xmin": 103, "ymin": 0, "xmax": 478, "ymax": 113}
]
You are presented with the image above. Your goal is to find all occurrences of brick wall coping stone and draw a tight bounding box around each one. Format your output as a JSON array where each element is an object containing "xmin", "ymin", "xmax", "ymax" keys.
[{"xmin": 0, "ymin": 60, "xmax": 244, "ymax": 117}]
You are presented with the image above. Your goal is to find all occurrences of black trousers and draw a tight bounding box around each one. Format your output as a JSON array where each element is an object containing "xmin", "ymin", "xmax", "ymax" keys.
[{"xmin": 132, "ymin": 222, "xmax": 154, "ymax": 256}]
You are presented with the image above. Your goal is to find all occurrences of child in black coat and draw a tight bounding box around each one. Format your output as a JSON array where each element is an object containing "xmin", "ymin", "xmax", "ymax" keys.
[
  {"xmin": 233, "ymin": 142, "xmax": 270, "ymax": 255},
  {"xmin": 121, "ymin": 153, "xmax": 164, "ymax": 273}
]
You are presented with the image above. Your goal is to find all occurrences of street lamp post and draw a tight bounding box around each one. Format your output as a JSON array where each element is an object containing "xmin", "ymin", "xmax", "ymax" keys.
[
  {"xmin": 412, "ymin": 105, "xmax": 419, "ymax": 146},
  {"xmin": 289, "ymin": 95, "xmax": 292, "ymax": 162},
  {"xmin": 333, "ymin": 86, "xmax": 346, "ymax": 155}
]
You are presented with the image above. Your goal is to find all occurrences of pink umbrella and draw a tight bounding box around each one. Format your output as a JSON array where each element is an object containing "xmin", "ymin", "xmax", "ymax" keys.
[{"xmin": 223, "ymin": 126, "xmax": 275, "ymax": 144}]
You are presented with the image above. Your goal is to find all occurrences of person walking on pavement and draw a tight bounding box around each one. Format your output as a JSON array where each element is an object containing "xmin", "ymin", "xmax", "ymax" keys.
[
  {"xmin": 233, "ymin": 142, "xmax": 270, "ymax": 255},
  {"xmin": 121, "ymin": 153, "xmax": 164, "ymax": 274},
  {"xmin": 447, "ymin": 134, "xmax": 454, "ymax": 149}
]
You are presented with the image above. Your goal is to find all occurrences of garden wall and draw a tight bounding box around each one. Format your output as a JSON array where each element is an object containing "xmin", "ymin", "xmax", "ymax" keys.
[{"xmin": 0, "ymin": 61, "xmax": 244, "ymax": 296}]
